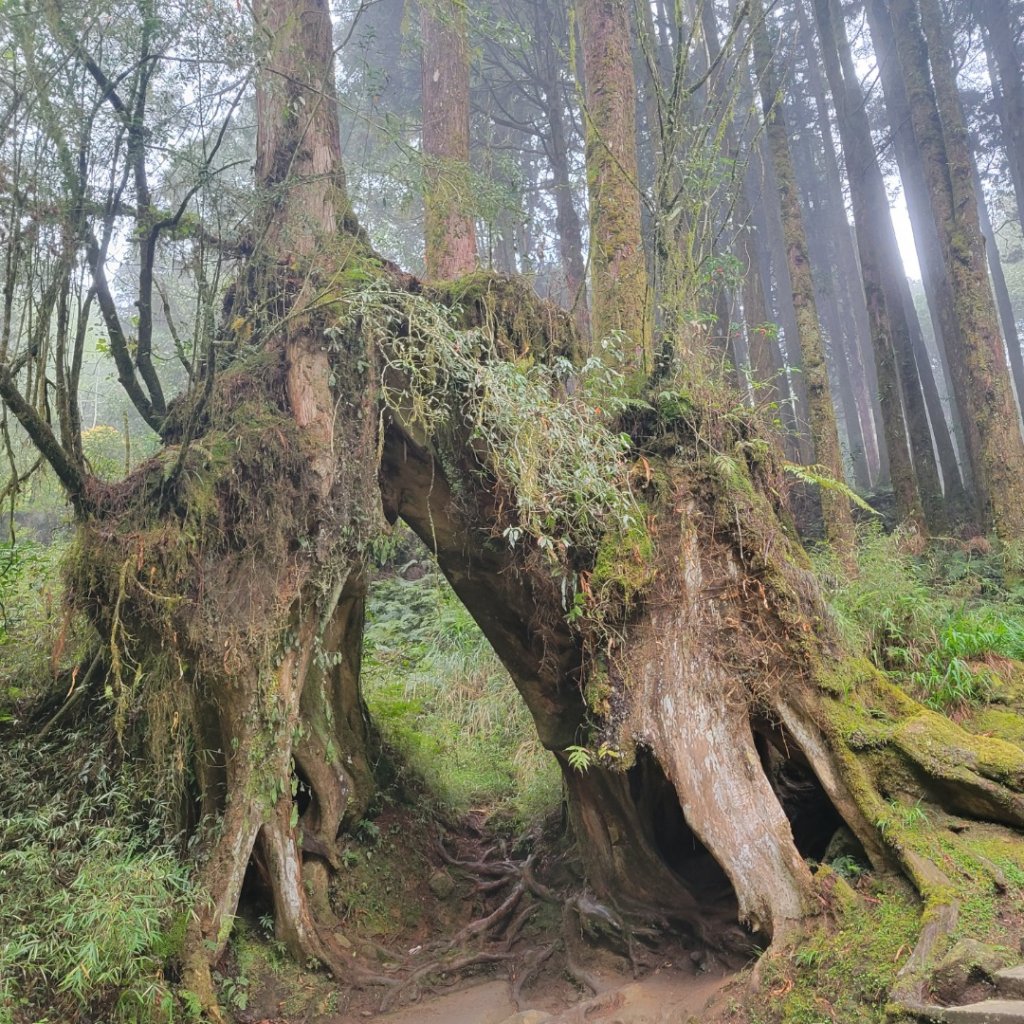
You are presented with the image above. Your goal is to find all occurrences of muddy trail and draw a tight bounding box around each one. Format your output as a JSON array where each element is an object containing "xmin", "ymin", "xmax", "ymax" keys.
[{"xmin": 234, "ymin": 807, "xmax": 743, "ymax": 1024}]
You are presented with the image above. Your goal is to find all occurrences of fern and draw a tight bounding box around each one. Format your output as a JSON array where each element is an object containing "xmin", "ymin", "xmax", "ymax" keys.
[
  {"xmin": 564, "ymin": 745, "xmax": 594, "ymax": 773},
  {"xmin": 783, "ymin": 461, "xmax": 879, "ymax": 515}
]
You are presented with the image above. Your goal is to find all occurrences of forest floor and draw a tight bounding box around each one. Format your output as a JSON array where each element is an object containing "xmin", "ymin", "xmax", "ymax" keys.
[{"xmin": 233, "ymin": 804, "xmax": 740, "ymax": 1024}]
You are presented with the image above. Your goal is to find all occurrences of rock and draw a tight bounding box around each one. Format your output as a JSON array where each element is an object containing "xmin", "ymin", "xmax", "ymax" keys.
[
  {"xmin": 935, "ymin": 999, "xmax": 1024, "ymax": 1023},
  {"xmin": 496, "ymin": 1012, "xmax": 552, "ymax": 1024},
  {"xmin": 932, "ymin": 939, "xmax": 1012, "ymax": 1004},
  {"xmin": 822, "ymin": 826, "xmax": 862, "ymax": 865},
  {"xmin": 994, "ymin": 967, "xmax": 1024, "ymax": 1000},
  {"xmin": 427, "ymin": 868, "xmax": 456, "ymax": 899}
]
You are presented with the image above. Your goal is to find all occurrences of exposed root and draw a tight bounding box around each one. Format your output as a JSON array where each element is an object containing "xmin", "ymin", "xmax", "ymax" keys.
[
  {"xmin": 378, "ymin": 951, "xmax": 514, "ymax": 1012},
  {"xmin": 391, "ymin": 831, "xmax": 678, "ymax": 1014},
  {"xmin": 447, "ymin": 882, "xmax": 526, "ymax": 948},
  {"xmin": 511, "ymin": 940, "xmax": 560, "ymax": 1009},
  {"xmin": 563, "ymin": 903, "xmax": 602, "ymax": 996}
]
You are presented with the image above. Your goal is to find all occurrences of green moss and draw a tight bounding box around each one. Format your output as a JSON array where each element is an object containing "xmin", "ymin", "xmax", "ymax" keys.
[
  {"xmin": 755, "ymin": 881, "xmax": 919, "ymax": 1024},
  {"xmin": 591, "ymin": 517, "xmax": 657, "ymax": 609},
  {"xmin": 584, "ymin": 670, "xmax": 614, "ymax": 717},
  {"xmin": 817, "ymin": 656, "xmax": 880, "ymax": 698},
  {"xmin": 892, "ymin": 707, "xmax": 1024, "ymax": 785},
  {"xmin": 425, "ymin": 271, "xmax": 579, "ymax": 364},
  {"xmin": 964, "ymin": 708, "xmax": 1024, "ymax": 746}
]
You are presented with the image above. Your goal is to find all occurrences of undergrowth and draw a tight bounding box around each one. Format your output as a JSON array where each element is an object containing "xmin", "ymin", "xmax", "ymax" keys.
[
  {"xmin": 0, "ymin": 740, "xmax": 195, "ymax": 1024},
  {"xmin": 745, "ymin": 877, "xmax": 919, "ymax": 1024},
  {"xmin": 362, "ymin": 551, "xmax": 560, "ymax": 824},
  {"xmin": 817, "ymin": 528, "xmax": 1024, "ymax": 711},
  {"xmin": 0, "ymin": 538, "xmax": 77, "ymax": 723}
]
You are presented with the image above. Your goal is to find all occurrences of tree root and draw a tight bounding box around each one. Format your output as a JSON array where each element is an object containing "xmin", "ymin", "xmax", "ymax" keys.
[
  {"xmin": 407, "ymin": 831, "xmax": 679, "ymax": 1013},
  {"xmin": 511, "ymin": 940, "xmax": 560, "ymax": 1009},
  {"xmin": 378, "ymin": 951, "xmax": 514, "ymax": 1012}
]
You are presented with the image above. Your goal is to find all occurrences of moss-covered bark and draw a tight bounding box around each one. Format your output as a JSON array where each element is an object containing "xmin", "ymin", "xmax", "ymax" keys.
[
  {"xmin": 576, "ymin": 0, "xmax": 653, "ymax": 386},
  {"xmin": 61, "ymin": 2, "xmax": 391, "ymax": 1014},
  {"xmin": 379, "ymin": 271, "xmax": 1024, "ymax": 1010},
  {"xmin": 42, "ymin": 3, "xmax": 1024, "ymax": 1018},
  {"xmin": 421, "ymin": 0, "xmax": 477, "ymax": 281}
]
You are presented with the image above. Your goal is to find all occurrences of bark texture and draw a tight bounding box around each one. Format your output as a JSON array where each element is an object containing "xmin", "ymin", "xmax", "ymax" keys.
[
  {"xmin": 977, "ymin": 0, "xmax": 1024, "ymax": 230},
  {"xmin": 752, "ymin": 0, "xmax": 856, "ymax": 563},
  {"xmin": 421, "ymin": 0, "xmax": 477, "ymax": 280},
  {"xmin": 576, "ymin": 0, "xmax": 653, "ymax": 385},
  {"xmin": 41, "ymin": 4, "xmax": 1024, "ymax": 1021}
]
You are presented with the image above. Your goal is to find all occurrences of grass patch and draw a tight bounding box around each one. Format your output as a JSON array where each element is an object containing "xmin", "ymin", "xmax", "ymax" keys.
[
  {"xmin": 362, "ymin": 560, "xmax": 560, "ymax": 825},
  {"xmin": 817, "ymin": 528, "xmax": 1024, "ymax": 712},
  {"xmin": 749, "ymin": 879, "xmax": 919, "ymax": 1024}
]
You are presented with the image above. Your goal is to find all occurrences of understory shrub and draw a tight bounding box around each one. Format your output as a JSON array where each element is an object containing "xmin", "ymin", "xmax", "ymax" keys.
[
  {"xmin": 0, "ymin": 743, "xmax": 194, "ymax": 1024},
  {"xmin": 819, "ymin": 528, "xmax": 1024, "ymax": 711},
  {"xmin": 362, "ymin": 555, "xmax": 560, "ymax": 822}
]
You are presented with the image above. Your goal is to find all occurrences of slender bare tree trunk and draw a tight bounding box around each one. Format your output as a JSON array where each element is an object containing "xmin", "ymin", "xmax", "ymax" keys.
[
  {"xmin": 792, "ymin": 0, "xmax": 884, "ymax": 494},
  {"xmin": 977, "ymin": 0, "xmax": 1024, "ymax": 230},
  {"xmin": 534, "ymin": 0, "xmax": 591, "ymax": 340},
  {"xmin": 812, "ymin": 0, "xmax": 930, "ymax": 528},
  {"xmin": 866, "ymin": 0, "xmax": 972, "ymax": 518}
]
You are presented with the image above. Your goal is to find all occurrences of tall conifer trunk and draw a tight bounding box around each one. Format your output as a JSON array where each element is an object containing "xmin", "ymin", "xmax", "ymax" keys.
[
  {"xmin": 811, "ymin": 0, "xmax": 932, "ymax": 529},
  {"xmin": 977, "ymin": 0, "xmax": 1024, "ymax": 231},
  {"xmin": 576, "ymin": 0, "xmax": 653, "ymax": 384},
  {"xmin": 421, "ymin": 0, "xmax": 477, "ymax": 279},
  {"xmin": 888, "ymin": 0, "xmax": 1024, "ymax": 544},
  {"xmin": 751, "ymin": 0, "xmax": 856, "ymax": 564}
]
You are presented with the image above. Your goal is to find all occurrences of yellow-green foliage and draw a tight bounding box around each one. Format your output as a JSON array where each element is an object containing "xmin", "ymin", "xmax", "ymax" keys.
[
  {"xmin": 818, "ymin": 529, "xmax": 1024, "ymax": 711},
  {"xmin": 591, "ymin": 517, "xmax": 656, "ymax": 609}
]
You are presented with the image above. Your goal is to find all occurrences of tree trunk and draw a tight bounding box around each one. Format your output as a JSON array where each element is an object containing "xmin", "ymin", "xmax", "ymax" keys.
[
  {"xmin": 812, "ymin": 0, "xmax": 930, "ymax": 529},
  {"xmin": 971, "ymin": 142, "xmax": 1024, "ymax": 417},
  {"xmin": 866, "ymin": 0, "xmax": 973, "ymax": 517},
  {"xmin": 752, "ymin": 0, "xmax": 857, "ymax": 564},
  {"xmin": 68, "ymin": 1, "xmax": 384, "ymax": 1013},
  {"xmin": 534, "ymin": 0, "xmax": 591, "ymax": 341},
  {"xmin": 791, "ymin": 0, "xmax": 884, "ymax": 495},
  {"xmin": 24, "ymin": 4, "xmax": 1024, "ymax": 1022},
  {"xmin": 888, "ymin": 0, "xmax": 1024, "ymax": 544},
  {"xmin": 576, "ymin": 0, "xmax": 653, "ymax": 385},
  {"xmin": 977, "ymin": 0, "xmax": 1024, "ymax": 231},
  {"xmin": 380, "ymin": 290, "xmax": 1024, "ymax": 1005},
  {"xmin": 421, "ymin": 0, "xmax": 477, "ymax": 280},
  {"xmin": 827, "ymin": 0, "xmax": 953, "ymax": 527},
  {"xmin": 732, "ymin": 33, "xmax": 803, "ymax": 460}
]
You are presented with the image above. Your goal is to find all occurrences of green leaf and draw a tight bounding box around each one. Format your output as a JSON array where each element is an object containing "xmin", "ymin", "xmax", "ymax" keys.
[{"xmin": 783, "ymin": 461, "xmax": 879, "ymax": 515}]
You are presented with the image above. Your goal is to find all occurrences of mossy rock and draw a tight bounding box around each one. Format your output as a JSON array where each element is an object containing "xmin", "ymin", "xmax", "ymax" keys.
[{"xmin": 930, "ymin": 938, "xmax": 1011, "ymax": 1004}]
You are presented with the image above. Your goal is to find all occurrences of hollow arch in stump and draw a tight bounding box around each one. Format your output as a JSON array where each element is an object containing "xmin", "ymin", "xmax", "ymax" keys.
[{"xmin": 379, "ymin": 274, "xmax": 1024, "ymax": 1011}]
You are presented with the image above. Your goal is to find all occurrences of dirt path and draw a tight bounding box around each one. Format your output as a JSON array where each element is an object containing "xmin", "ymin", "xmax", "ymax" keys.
[{"xmin": 328, "ymin": 962, "xmax": 734, "ymax": 1024}]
